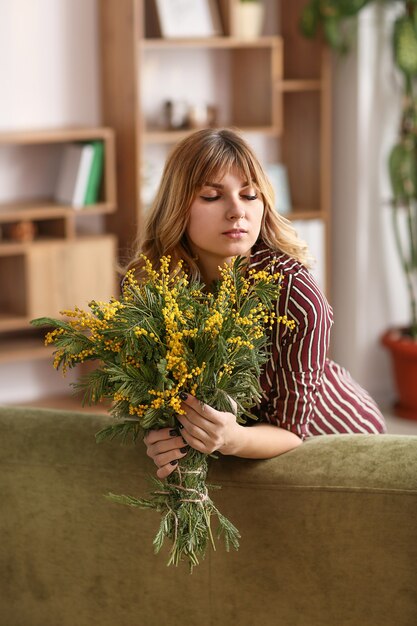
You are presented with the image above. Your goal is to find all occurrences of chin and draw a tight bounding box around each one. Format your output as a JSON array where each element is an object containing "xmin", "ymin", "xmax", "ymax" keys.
[{"xmin": 224, "ymin": 241, "xmax": 253, "ymax": 255}]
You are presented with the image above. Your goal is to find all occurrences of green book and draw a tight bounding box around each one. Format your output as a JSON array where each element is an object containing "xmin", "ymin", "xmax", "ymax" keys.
[{"xmin": 83, "ymin": 140, "xmax": 104, "ymax": 205}]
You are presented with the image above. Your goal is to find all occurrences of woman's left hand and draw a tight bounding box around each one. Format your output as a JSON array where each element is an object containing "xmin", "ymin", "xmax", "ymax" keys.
[{"xmin": 176, "ymin": 393, "xmax": 240, "ymax": 455}]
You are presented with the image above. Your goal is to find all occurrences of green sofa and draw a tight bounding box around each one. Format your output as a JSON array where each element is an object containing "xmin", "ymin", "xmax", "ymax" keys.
[{"xmin": 2, "ymin": 405, "xmax": 417, "ymax": 626}]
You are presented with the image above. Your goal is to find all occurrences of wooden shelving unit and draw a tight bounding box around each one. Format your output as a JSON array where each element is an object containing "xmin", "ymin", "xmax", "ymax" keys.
[
  {"xmin": 99, "ymin": 0, "xmax": 331, "ymax": 294},
  {"xmin": 0, "ymin": 126, "xmax": 118, "ymax": 362}
]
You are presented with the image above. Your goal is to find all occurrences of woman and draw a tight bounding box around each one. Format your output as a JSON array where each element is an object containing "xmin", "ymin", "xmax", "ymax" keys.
[{"xmin": 126, "ymin": 128, "xmax": 386, "ymax": 478}]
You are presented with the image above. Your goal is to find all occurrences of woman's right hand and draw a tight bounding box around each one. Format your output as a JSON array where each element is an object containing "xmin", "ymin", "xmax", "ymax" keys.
[{"xmin": 143, "ymin": 428, "xmax": 189, "ymax": 479}]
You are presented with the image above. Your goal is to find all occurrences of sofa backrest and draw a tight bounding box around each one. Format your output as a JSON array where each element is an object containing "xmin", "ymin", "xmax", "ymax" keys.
[{"xmin": 1, "ymin": 405, "xmax": 417, "ymax": 626}]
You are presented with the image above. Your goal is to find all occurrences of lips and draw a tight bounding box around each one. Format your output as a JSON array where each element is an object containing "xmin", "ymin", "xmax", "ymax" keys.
[{"xmin": 222, "ymin": 229, "xmax": 247, "ymax": 235}]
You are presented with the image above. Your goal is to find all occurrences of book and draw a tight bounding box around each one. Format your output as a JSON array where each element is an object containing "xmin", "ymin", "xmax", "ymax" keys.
[
  {"xmin": 55, "ymin": 143, "xmax": 94, "ymax": 209},
  {"xmin": 83, "ymin": 140, "xmax": 104, "ymax": 205}
]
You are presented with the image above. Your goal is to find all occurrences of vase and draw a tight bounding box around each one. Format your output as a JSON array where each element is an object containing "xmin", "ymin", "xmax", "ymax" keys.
[
  {"xmin": 234, "ymin": 2, "xmax": 265, "ymax": 40},
  {"xmin": 381, "ymin": 328, "xmax": 417, "ymax": 420}
]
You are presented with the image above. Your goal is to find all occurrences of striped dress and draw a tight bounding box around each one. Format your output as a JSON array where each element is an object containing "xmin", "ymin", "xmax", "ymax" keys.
[{"xmin": 250, "ymin": 242, "xmax": 386, "ymax": 439}]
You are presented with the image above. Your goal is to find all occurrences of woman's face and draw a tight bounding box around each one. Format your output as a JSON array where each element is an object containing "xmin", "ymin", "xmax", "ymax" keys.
[{"xmin": 185, "ymin": 168, "xmax": 264, "ymax": 283}]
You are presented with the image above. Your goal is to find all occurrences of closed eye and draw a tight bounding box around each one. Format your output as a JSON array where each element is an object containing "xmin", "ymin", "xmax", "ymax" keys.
[
  {"xmin": 200, "ymin": 192, "xmax": 258, "ymax": 202},
  {"xmin": 201, "ymin": 195, "xmax": 221, "ymax": 202}
]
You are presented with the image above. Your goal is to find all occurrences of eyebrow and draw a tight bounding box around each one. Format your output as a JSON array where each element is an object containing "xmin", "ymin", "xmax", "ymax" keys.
[{"xmin": 203, "ymin": 181, "xmax": 251, "ymax": 189}]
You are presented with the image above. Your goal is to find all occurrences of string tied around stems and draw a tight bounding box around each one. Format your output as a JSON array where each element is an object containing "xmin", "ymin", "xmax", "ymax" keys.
[{"xmin": 173, "ymin": 464, "xmax": 210, "ymax": 503}]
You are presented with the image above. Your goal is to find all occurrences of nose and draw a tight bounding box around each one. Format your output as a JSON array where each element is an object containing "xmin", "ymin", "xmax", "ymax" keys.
[{"xmin": 226, "ymin": 195, "xmax": 245, "ymax": 221}]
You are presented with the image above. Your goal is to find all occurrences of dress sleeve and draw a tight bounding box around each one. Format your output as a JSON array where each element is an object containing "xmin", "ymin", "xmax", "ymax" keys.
[{"xmin": 263, "ymin": 269, "xmax": 333, "ymax": 439}]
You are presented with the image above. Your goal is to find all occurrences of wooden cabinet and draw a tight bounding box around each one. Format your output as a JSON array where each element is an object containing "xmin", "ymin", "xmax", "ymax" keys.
[
  {"xmin": 25, "ymin": 236, "xmax": 116, "ymax": 319},
  {"xmin": 99, "ymin": 0, "xmax": 331, "ymax": 292},
  {"xmin": 0, "ymin": 127, "xmax": 117, "ymax": 362}
]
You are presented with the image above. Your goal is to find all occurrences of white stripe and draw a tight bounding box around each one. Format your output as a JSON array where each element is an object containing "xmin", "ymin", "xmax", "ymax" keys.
[
  {"xmin": 319, "ymin": 380, "xmax": 370, "ymax": 434},
  {"xmin": 329, "ymin": 373, "xmax": 382, "ymax": 434},
  {"xmin": 312, "ymin": 404, "xmax": 342, "ymax": 435}
]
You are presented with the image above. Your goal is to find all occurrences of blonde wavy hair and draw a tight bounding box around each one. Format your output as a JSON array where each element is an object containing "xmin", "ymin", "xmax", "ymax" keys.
[{"xmin": 128, "ymin": 128, "xmax": 311, "ymax": 278}]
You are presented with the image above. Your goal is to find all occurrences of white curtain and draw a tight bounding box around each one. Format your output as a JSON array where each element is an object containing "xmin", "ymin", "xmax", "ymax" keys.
[{"xmin": 331, "ymin": 4, "xmax": 407, "ymax": 406}]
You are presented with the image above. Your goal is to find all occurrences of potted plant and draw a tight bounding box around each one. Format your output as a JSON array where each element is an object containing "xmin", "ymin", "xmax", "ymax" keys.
[
  {"xmin": 234, "ymin": 0, "xmax": 265, "ymax": 40},
  {"xmin": 300, "ymin": 0, "xmax": 417, "ymax": 419}
]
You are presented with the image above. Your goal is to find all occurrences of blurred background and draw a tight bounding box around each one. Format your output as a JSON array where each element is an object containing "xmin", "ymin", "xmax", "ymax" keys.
[{"xmin": 0, "ymin": 0, "xmax": 415, "ymax": 434}]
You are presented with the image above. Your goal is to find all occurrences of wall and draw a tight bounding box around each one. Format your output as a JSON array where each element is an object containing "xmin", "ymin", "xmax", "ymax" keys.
[
  {"xmin": 0, "ymin": 0, "xmax": 101, "ymax": 403},
  {"xmin": 0, "ymin": 0, "xmax": 100, "ymax": 131}
]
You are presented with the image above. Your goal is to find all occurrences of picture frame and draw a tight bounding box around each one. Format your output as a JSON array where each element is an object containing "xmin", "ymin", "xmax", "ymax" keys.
[{"xmin": 154, "ymin": 0, "xmax": 222, "ymax": 39}]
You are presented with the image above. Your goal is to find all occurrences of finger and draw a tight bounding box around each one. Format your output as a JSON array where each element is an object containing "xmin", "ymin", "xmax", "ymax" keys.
[
  {"xmin": 156, "ymin": 461, "xmax": 179, "ymax": 479},
  {"xmin": 148, "ymin": 441, "xmax": 188, "ymax": 467},
  {"xmin": 144, "ymin": 427, "xmax": 181, "ymax": 445},
  {"xmin": 179, "ymin": 392, "xmax": 219, "ymax": 423},
  {"xmin": 146, "ymin": 434, "xmax": 186, "ymax": 458},
  {"xmin": 176, "ymin": 425, "xmax": 215, "ymax": 454},
  {"xmin": 177, "ymin": 415, "xmax": 218, "ymax": 453},
  {"xmin": 177, "ymin": 413, "xmax": 210, "ymax": 444},
  {"xmin": 178, "ymin": 401, "xmax": 223, "ymax": 440}
]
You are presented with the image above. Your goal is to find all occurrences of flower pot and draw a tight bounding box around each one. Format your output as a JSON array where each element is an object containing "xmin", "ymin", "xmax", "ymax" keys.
[
  {"xmin": 381, "ymin": 328, "xmax": 417, "ymax": 420},
  {"xmin": 234, "ymin": 2, "xmax": 265, "ymax": 40}
]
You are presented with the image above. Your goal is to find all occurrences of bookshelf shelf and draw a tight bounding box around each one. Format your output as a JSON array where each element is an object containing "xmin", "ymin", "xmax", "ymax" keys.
[
  {"xmin": 0, "ymin": 199, "xmax": 115, "ymax": 223},
  {"xmin": 0, "ymin": 333, "xmax": 55, "ymax": 363},
  {"xmin": 0, "ymin": 316, "xmax": 32, "ymax": 332},
  {"xmin": 141, "ymin": 35, "xmax": 281, "ymax": 50},
  {"xmin": 0, "ymin": 126, "xmax": 115, "ymax": 145},
  {"xmin": 143, "ymin": 125, "xmax": 281, "ymax": 144},
  {"xmin": 287, "ymin": 210, "xmax": 329, "ymax": 221}
]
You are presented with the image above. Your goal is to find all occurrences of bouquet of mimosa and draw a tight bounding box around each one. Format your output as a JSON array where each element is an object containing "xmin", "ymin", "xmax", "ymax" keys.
[{"xmin": 31, "ymin": 255, "xmax": 294, "ymax": 570}]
